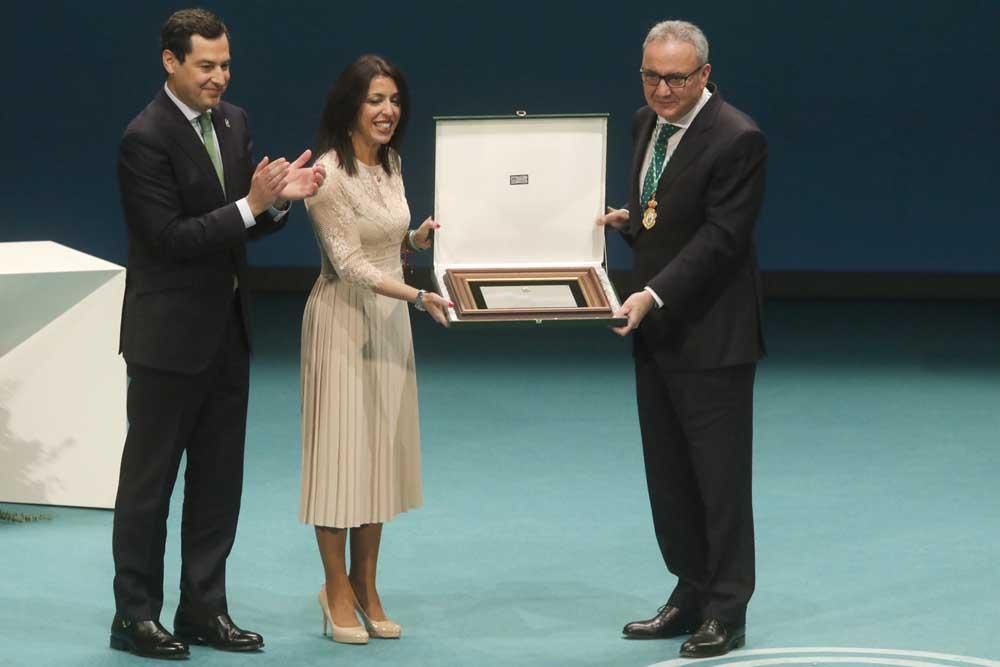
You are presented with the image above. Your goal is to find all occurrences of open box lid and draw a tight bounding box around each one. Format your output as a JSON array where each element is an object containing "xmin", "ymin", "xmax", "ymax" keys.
[{"xmin": 433, "ymin": 114, "xmax": 608, "ymax": 269}]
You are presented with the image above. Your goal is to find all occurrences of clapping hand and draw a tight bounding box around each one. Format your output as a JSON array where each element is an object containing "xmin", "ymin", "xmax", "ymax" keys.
[
  {"xmin": 277, "ymin": 149, "xmax": 326, "ymax": 204},
  {"xmin": 246, "ymin": 156, "xmax": 291, "ymax": 215}
]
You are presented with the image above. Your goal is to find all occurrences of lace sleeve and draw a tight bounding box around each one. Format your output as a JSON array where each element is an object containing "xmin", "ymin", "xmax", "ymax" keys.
[{"xmin": 305, "ymin": 161, "xmax": 384, "ymax": 289}]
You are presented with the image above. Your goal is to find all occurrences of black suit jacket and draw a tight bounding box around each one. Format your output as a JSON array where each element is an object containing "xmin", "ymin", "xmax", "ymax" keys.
[
  {"xmin": 117, "ymin": 89, "xmax": 285, "ymax": 375},
  {"xmin": 623, "ymin": 84, "xmax": 767, "ymax": 371}
]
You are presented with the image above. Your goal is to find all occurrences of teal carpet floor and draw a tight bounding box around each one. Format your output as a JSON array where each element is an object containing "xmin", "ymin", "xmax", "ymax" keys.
[{"xmin": 2, "ymin": 297, "xmax": 999, "ymax": 666}]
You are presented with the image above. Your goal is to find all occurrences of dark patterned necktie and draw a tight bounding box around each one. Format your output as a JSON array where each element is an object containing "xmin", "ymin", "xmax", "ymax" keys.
[{"xmin": 640, "ymin": 123, "xmax": 681, "ymax": 206}]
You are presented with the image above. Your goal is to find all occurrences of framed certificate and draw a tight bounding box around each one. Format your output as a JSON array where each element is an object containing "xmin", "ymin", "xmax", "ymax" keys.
[{"xmin": 444, "ymin": 267, "xmax": 619, "ymax": 322}]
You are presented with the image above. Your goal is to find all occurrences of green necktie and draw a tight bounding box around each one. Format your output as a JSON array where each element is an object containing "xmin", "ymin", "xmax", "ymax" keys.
[
  {"xmin": 197, "ymin": 113, "xmax": 225, "ymax": 192},
  {"xmin": 640, "ymin": 123, "xmax": 680, "ymax": 206}
]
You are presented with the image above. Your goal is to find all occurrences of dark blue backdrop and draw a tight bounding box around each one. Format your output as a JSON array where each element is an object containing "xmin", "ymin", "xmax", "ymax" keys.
[{"xmin": 3, "ymin": 1, "xmax": 997, "ymax": 273}]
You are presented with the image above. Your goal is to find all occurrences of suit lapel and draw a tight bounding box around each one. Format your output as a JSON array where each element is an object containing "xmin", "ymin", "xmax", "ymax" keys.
[
  {"xmin": 655, "ymin": 86, "xmax": 721, "ymax": 199},
  {"xmin": 212, "ymin": 107, "xmax": 239, "ymax": 203},
  {"xmin": 208, "ymin": 106, "xmax": 248, "ymax": 272},
  {"xmin": 153, "ymin": 90, "xmax": 226, "ymax": 204},
  {"xmin": 629, "ymin": 110, "xmax": 657, "ymax": 236}
]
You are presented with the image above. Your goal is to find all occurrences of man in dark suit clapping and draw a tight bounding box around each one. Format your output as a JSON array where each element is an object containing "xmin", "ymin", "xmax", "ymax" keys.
[
  {"xmin": 110, "ymin": 8, "xmax": 324, "ymax": 659},
  {"xmin": 598, "ymin": 19, "xmax": 767, "ymax": 660}
]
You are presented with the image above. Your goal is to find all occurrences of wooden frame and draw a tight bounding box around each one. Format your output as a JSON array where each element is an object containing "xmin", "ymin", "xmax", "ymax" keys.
[{"xmin": 444, "ymin": 267, "xmax": 617, "ymax": 322}]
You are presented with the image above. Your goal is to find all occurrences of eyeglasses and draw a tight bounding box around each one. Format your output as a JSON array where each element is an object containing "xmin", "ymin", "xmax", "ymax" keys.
[{"xmin": 639, "ymin": 65, "xmax": 704, "ymax": 89}]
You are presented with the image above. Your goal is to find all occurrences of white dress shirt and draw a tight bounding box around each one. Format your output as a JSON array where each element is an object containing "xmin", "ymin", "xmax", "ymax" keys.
[{"xmin": 639, "ymin": 87, "xmax": 713, "ymax": 308}]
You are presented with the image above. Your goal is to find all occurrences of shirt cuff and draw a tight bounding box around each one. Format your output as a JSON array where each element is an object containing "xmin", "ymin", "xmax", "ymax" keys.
[
  {"xmin": 236, "ymin": 198, "xmax": 256, "ymax": 229},
  {"xmin": 644, "ymin": 286, "xmax": 664, "ymax": 308},
  {"xmin": 235, "ymin": 199, "xmax": 290, "ymax": 229}
]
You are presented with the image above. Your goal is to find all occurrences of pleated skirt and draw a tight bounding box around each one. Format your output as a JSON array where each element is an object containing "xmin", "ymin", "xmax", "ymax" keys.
[{"xmin": 299, "ymin": 265, "xmax": 423, "ymax": 528}]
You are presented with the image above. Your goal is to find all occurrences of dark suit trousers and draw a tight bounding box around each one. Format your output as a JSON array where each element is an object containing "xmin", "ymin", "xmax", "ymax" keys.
[
  {"xmin": 112, "ymin": 298, "xmax": 250, "ymax": 621},
  {"xmin": 634, "ymin": 345, "xmax": 756, "ymax": 627}
]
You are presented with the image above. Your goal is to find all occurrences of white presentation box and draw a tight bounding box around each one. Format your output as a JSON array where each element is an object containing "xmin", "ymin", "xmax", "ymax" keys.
[
  {"xmin": 0, "ymin": 241, "xmax": 126, "ymax": 509},
  {"xmin": 433, "ymin": 114, "xmax": 626, "ymax": 327}
]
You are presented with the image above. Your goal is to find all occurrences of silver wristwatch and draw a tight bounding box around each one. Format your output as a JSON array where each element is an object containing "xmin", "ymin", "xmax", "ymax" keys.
[{"xmin": 413, "ymin": 289, "xmax": 427, "ymax": 311}]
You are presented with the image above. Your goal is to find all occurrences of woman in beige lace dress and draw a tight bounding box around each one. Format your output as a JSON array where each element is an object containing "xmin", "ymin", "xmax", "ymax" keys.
[{"xmin": 300, "ymin": 55, "xmax": 451, "ymax": 645}]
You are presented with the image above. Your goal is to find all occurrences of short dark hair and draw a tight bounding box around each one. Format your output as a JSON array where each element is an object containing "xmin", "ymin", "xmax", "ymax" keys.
[
  {"xmin": 160, "ymin": 8, "xmax": 228, "ymax": 63},
  {"xmin": 316, "ymin": 54, "xmax": 410, "ymax": 177}
]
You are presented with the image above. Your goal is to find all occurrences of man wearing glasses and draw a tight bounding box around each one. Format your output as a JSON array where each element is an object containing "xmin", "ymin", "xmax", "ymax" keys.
[{"xmin": 598, "ymin": 20, "xmax": 767, "ymax": 659}]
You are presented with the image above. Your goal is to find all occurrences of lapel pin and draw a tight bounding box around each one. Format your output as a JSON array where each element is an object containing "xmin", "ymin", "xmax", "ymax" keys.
[{"xmin": 225, "ymin": 118, "xmax": 231, "ymax": 128}]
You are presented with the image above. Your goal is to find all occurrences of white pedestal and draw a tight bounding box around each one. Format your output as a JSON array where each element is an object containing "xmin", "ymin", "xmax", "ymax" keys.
[{"xmin": 0, "ymin": 241, "xmax": 126, "ymax": 509}]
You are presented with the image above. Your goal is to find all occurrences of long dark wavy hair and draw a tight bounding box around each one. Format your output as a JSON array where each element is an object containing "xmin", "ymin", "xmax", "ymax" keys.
[{"xmin": 315, "ymin": 54, "xmax": 410, "ymax": 177}]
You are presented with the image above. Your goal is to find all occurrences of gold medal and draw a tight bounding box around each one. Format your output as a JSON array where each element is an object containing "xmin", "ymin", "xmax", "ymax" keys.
[{"xmin": 642, "ymin": 197, "xmax": 658, "ymax": 230}]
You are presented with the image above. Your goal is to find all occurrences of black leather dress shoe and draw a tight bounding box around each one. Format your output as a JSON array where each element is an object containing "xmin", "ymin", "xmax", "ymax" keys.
[
  {"xmin": 622, "ymin": 604, "xmax": 699, "ymax": 639},
  {"xmin": 174, "ymin": 610, "xmax": 264, "ymax": 652},
  {"xmin": 110, "ymin": 615, "xmax": 190, "ymax": 660},
  {"xmin": 680, "ymin": 618, "xmax": 745, "ymax": 658}
]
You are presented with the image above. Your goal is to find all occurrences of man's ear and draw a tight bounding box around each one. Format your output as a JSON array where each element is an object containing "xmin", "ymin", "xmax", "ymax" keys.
[{"xmin": 162, "ymin": 49, "xmax": 178, "ymax": 76}]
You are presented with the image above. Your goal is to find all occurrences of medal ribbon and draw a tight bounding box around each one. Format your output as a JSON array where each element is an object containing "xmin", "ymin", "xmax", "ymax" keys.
[{"xmin": 639, "ymin": 123, "xmax": 681, "ymax": 206}]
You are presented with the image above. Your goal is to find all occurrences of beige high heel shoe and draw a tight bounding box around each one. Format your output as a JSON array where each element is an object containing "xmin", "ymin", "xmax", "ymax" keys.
[
  {"xmin": 355, "ymin": 603, "xmax": 402, "ymax": 639},
  {"xmin": 318, "ymin": 585, "xmax": 369, "ymax": 644}
]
